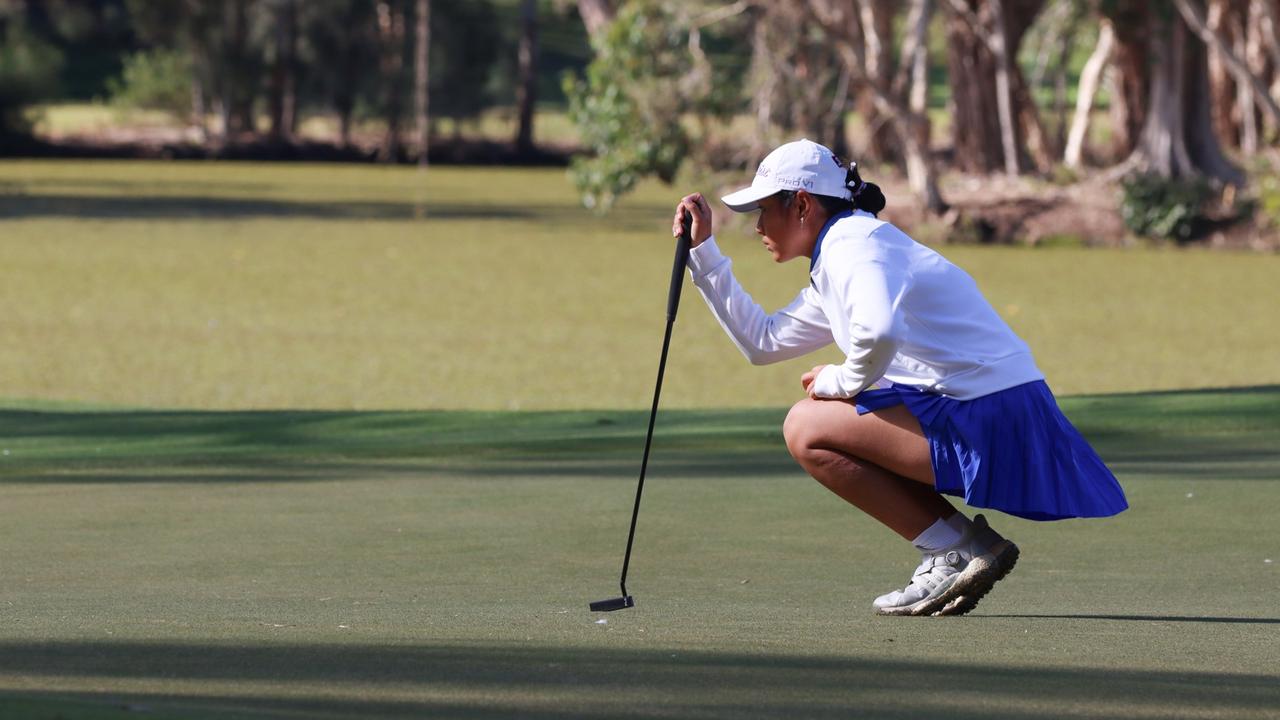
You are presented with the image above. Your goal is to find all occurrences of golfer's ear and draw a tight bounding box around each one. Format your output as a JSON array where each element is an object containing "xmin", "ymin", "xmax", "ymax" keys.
[{"xmin": 796, "ymin": 191, "xmax": 813, "ymax": 221}]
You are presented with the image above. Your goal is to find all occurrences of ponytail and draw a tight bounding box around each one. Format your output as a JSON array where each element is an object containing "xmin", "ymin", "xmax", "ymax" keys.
[{"xmin": 845, "ymin": 162, "xmax": 886, "ymax": 216}]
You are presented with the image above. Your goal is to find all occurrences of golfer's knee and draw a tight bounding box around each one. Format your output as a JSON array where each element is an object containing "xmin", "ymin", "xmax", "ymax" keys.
[{"xmin": 783, "ymin": 399, "xmax": 824, "ymax": 462}]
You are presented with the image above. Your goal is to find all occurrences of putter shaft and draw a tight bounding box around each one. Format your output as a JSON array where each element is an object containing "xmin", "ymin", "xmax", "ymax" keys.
[{"xmin": 590, "ymin": 217, "xmax": 692, "ymax": 611}]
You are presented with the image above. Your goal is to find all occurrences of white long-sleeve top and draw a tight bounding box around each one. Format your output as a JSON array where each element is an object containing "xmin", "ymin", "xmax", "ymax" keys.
[{"xmin": 687, "ymin": 210, "xmax": 1044, "ymax": 400}]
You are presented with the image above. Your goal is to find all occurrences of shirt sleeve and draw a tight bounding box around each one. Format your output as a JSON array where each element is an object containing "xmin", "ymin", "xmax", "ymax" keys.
[
  {"xmin": 810, "ymin": 244, "xmax": 909, "ymax": 398},
  {"xmin": 687, "ymin": 236, "xmax": 833, "ymax": 365}
]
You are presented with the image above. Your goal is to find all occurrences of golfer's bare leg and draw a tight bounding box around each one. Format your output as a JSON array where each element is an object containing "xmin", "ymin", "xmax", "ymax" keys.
[{"xmin": 784, "ymin": 398, "xmax": 956, "ymax": 540}]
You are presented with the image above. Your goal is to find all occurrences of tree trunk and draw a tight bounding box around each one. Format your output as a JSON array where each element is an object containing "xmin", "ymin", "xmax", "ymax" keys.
[
  {"xmin": 747, "ymin": 9, "xmax": 777, "ymax": 161},
  {"xmin": 335, "ymin": 3, "xmax": 361, "ymax": 151},
  {"xmin": 1047, "ymin": 3, "xmax": 1083, "ymax": 154},
  {"xmin": 1064, "ymin": 20, "xmax": 1113, "ymax": 168},
  {"xmin": 1115, "ymin": 5, "xmax": 1244, "ymax": 184},
  {"xmin": 1258, "ymin": 0, "xmax": 1280, "ymax": 98},
  {"xmin": 754, "ymin": 4, "xmax": 843, "ymax": 145},
  {"xmin": 514, "ymin": 0, "xmax": 538, "ymax": 154},
  {"xmin": 338, "ymin": 107, "xmax": 353, "ymax": 149},
  {"xmin": 188, "ymin": 35, "xmax": 212, "ymax": 145},
  {"xmin": 816, "ymin": 0, "xmax": 947, "ymax": 213},
  {"xmin": 1242, "ymin": 0, "xmax": 1266, "ymax": 151},
  {"xmin": 229, "ymin": 0, "xmax": 255, "ymax": 137},
  {"xmin": 377, "ymin": 0, "xmax": 407, "ymax": 163},
  {"xmin": 1174, "ymin": 0, "xmax": 1280, "ymax": 136},
  {"xmin": 988, "ymin": 0, "xmax": 1021, "ymax": 175},
  {"xmin": 414, "ymin": 0, "xmax": 430, "ymax": 166},
  {"xmin": 855, "ymin": 0, "xmax": 902, "ymax": 164},
  {"xmin": 1106, "ymin": 7, "xmax": 1151, "ymax": 158},
  {"xmin": 577, "ymin": 0, "xmax": 614, "ymax": 43},
  {"xmin": 943, "ymin": 0, "xmax": 1046, "ymax": 174},
  {"xmin": 1204, "ymin": 0, "xmax": 1238, "ymax": 146},
  {"xmin": 1236, "ymin": 2, "xmax": 1258, "ymax": 153},
  {"xmin": 903, "ymin": 0, "xmax": 945, "ymax": 213},
  {"xmin": 268, "ymin": 0, "xmax": 297, "ymax": 145}
]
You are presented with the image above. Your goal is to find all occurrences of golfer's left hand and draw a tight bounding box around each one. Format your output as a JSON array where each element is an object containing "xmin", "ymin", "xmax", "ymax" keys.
[
  {"xmin": 673, "ymin": 193, "xmax": 713, "ymax": 247},
  {"xmin": 801, "ymin": 365, "xmax": 828, "ymax": 399}
]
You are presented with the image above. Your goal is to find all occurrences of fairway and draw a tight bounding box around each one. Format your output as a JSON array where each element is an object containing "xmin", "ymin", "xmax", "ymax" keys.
[
  {"xmin": 3, "ymin": 160, "xmax": 1280, "ymax": 410},
  {"xmin": 3, "ymin": 160, "xmax": 1279, "ymax": 718},
  {"xmin": 1, "ymin": 388, "xmax": 1278, "ymax": 719}
]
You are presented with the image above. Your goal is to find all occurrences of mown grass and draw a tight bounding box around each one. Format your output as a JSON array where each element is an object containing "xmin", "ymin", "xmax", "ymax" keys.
[
  {"xmin": 2, "ymin": 159, "xmax": 1278, "ymax": 718},
  {"xmin": 3, "ymin": 159, "xmax": 1280, "ymax": 411},
  {"xmin": 28, "ymin": 102, "xmax": 584, "ymax": 148},
  {"xmin": 0, "ymin": 388, "xmax": 1278, "ymax": 719}
]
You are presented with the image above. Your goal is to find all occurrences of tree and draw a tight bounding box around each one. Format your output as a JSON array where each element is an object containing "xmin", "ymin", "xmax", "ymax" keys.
[
  {"xmin": 303, "ymin": 0, "xmax": 378, "ymax": 149},
  {"xmin": 853, "ymin": 0, "xmax": 903, "ymax": 165},
  {"xmin": 514, "ymin": 0, "xmax": 538, "ymax": 154},
  {"xmin": 1064, "ymin": 18, "xmax": 1113, "ymax": 168},
  {"xmin": 1103, "ymin": 2, "xmax": 1150, "ymax": 159},
  {"xmin": 813, "ymin": 0, "xmax": 948, "ymax": 213},
  {"xmin": 414, "ymin": 0, "xmax": 429, "ymax": 165},
  {"xmin": 1174, "ymin": 0, "xmax": 1280, "ymax": 152},
  {"xmin": 942, "ymin": 0, "xmax": 1050, "ymax": 175},
  {"xmin": 748, "ymin": 2, "xmax": 848, "ymax": 156},
  {"xmin": 267, "ymin": 0, "xmax": 299, "ymax": 144},
  {"xmin": 576, "ymin": 0, "xmax": 615, "ymax": 41},
  {"xmin": 375, "ymin": 0, "xmax": 406, "ymax": 162},
  {"xmin": 428, "ymin": 1, "xmax": 501, "ymax": 134},
  {"xmin": 219, "ymin": 0, "xmax": 259, "ymax": 137},
  {"xmin": 0, "ymin": 3, "xmax": 64, "ymax": 141},
  {"xmin": 1102, "ymin": 1, "xmax": 1243, "ymax": 184},
  {"xmin": 563, "ymin": 0, "xmax": 736, "ymax": 210}
]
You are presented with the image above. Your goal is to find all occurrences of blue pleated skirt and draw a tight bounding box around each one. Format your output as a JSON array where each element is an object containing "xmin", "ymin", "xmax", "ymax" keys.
[{"xmin": 855, "ymin": 380, "xmax": 1128, "ymax": 521}]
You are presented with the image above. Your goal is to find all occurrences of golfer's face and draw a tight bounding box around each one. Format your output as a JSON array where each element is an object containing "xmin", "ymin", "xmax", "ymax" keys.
[{"xmin": 756, "ymin": 195, "xmax": 803, "ymax": 263}]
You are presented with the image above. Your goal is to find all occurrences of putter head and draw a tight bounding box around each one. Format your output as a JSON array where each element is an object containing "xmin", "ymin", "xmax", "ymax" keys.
[{"xmin": 589, "ymin": 595, "xmax": 635, "ymax": 612}]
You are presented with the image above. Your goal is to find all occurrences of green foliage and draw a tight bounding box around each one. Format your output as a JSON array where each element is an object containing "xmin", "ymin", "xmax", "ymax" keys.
[
  {"xmin": 1254, "ymin": 171, "xmax": 1280, "ymax": 232},
  {"xmin": 563, "ymin": 1, "xmax": 706, "ymax": 211},
  {"xmin": 1119, "ymin": 174, "xmax": 1213, "ymax": 242},
  {"xmin": 107, "ymin": 49, "xmax": 192, "ymax": 117},
  {"xmin": 0, "ymin": 17, "xmax": 64, "ymax": 136}
]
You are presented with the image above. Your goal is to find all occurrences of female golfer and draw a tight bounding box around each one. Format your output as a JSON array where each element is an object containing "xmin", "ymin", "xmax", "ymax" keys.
[{"xmin": 672, "ymin": 139, "xmax": 1127, "ymax": 617}]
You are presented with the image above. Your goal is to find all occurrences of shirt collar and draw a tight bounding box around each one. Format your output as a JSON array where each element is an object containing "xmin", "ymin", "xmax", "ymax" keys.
[{"xmin": 809, "ymin": 209, "xmax": 854, "ymax": 275}]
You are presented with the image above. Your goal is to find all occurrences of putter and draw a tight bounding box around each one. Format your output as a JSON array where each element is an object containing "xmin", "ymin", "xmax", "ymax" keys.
[{"xmin": 589, "ymin": 214, "xmax": 693, "ymax": 613}]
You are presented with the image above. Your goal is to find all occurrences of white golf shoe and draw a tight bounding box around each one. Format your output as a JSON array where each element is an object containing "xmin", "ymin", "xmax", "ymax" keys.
[{"xmin": 872, "ymin": 514, "xmax": 1019, "ymax": 617}]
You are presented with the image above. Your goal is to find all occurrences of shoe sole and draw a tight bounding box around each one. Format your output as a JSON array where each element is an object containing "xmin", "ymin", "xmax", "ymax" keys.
[
  {"xmin": 873, "ymin": 573, "xmax": 964, "ymax": 617},
  {"xmin": 930, "ymin": 540, "xmax": 1020, "ymax": 617}
]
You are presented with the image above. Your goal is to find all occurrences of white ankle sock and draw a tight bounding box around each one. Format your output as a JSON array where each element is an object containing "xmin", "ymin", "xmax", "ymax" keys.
[
  {"xmin": 945, "ymin": 512, "xmax": 972, "ymax": 535},
  {"xmin": 912, "ymin": 517, "xmax": 964, "ymax": 553}
]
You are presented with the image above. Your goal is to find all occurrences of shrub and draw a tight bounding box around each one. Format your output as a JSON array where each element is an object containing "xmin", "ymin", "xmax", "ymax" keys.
[
  {"xmin": 107, "ymin": 49, "xmax": 191, "ymax": 118},
  {"xmin": 1255, "ymin": 172, "xmax": 1280, "ymax": 232},
  {"xmin": 1119, "ymin": 173, "xmax": 1213, "ymax": 242},
  {"xmin": 0, "ymin": 21, "xmax": 64, "ymax": 136},
  {"xmin": 562, "ymin": 0, "xmax": 736, "ymax": 212}
]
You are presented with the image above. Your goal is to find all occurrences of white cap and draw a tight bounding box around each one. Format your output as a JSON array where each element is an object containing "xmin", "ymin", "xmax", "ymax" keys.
[{"xmin": 720, "ymin": 138, "xmax": 851, "ymax": 212}]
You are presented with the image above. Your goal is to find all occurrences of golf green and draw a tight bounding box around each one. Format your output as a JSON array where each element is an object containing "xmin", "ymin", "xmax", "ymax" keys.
[{"xmin": 1, "ymin": 388, "xmax": 1277, "ymax": 718}]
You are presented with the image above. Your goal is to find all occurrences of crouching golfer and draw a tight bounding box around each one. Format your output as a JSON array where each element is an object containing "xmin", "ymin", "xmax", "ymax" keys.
[{"xmin": 673, "ymin": 139, "xmax": 1127, "ymax": 617}]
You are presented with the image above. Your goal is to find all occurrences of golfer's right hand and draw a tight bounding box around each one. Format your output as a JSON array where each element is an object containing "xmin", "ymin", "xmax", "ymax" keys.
[{"xmin": 674, "ymin": 193, "xmax": 713, "ymax": 247}]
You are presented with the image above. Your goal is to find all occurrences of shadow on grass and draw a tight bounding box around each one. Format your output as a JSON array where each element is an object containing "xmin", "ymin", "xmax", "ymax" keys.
[
  {"xmin": 979, "ymin": 614, "xmax": 1280, "ymax": 624},
  {"xmin": 0, "ymin": 177, "xmax": 277, "ymax": 195},
  {"xmin": 0, "ymin": 193, "xmax": 536, "ymax": 222},
  {"xmin": 0, "ymin": 190, "xmax": 669, "ymax": 231},
  {"xmin": 0, "ymin": 641, "xmax": 1276, "ymax": 719},
  {"xmin": 1, "ymin": 386, "xmax": 1276, "ymax": 484}
]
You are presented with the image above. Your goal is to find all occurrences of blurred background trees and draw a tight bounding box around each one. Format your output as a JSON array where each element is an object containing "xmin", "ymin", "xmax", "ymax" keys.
[{"xmin": 3, "ymin": 0, "xmax": 1280, "ymax": 243}]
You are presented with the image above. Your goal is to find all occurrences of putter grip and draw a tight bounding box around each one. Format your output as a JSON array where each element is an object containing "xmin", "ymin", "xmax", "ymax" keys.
[{"xmin": 667, "ymin": 216, "xmax": 693, "ymax": 321}]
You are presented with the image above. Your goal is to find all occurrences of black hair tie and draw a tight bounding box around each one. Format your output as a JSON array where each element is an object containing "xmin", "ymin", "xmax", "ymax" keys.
[{"xmin": 846, "ymin": 162, "xmax": 866, "ymax": 198}]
